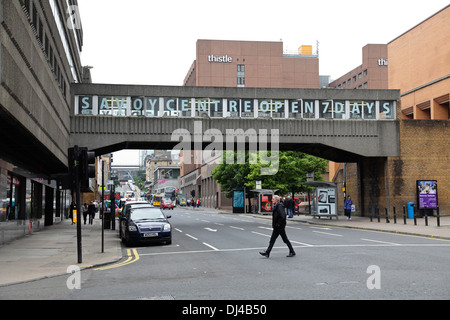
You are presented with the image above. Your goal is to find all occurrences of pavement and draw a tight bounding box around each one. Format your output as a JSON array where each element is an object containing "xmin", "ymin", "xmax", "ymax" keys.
[{"xmin": 0, "ymin": 209, "xmax": 449, "ymax": 287}]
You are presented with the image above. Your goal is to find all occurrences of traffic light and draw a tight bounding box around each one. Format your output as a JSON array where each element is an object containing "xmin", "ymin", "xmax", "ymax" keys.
[{"xmin": 79, "ymin": 147, "xmax": 96, "ymax": 192}]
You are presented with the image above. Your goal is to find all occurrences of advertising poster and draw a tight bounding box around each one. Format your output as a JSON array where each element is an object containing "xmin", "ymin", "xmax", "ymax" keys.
[
  {"xmin": 233, "ymin": 190, "xmax": 245, "ymax": 213},
  {"xmin": 260, "ymin": 194, "xmax": 272, "ymax": 213},
  {"xmin": 417, "ymin": 180, "xmax": 438, "ymax": 210}
]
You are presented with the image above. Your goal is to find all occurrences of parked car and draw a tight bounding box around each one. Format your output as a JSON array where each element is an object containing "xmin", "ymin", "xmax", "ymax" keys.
[
  {"xmin": 120, "ymin": 207, "xmax": 172, "ymax": 246},
  {"xmin": 118, "ymin": 201, "xmax": 152, "ymax": 238},
  {"xmin": 160, "ymin": 199, "xmax": 174, "ymax": 210}
]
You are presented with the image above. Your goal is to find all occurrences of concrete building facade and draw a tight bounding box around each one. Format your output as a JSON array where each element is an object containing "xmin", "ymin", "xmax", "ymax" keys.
[{"xmin": 0, "ymin": 0, "xmax": 87, "ymax": 244}]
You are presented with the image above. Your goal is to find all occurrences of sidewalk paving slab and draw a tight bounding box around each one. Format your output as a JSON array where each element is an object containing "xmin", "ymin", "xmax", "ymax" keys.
[{"xmin": 0, "ymin": 218, "xmax": 122, "ymax": 287}]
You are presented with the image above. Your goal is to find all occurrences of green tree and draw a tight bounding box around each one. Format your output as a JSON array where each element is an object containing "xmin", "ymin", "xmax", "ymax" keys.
[{"xmin": 212, "ymin": 151, "xmax": 328, "ymax": 197}]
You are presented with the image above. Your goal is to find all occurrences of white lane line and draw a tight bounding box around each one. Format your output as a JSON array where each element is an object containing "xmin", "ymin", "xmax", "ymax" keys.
[
  {"xmin": 309, "ymin": 226, "xmax": 332, "ymax": 230},
  {"xmin": 251, "ymin": 231, "xmax": 313, "ymax": 247},
  {"xmin": 313, "ymin": 231, "xmax": 343, "ymax": 237},
  {"xmin": 175, "ymin": 228, "xmax": 183, "ymax": 233},
  {"xmin": 214, "ymin": 223, "xmax": 224, "ymax": 226},
  {"xmin": 287, "ymin": 226, "xmax": 303, "ymax": 230},
  {"xmin": 361, "ymin": 238, "xmax": 401, "ymax": 246},
  {"xmin": 230, "ymin": 226, "xmax": 245, "ymax": 230},
  {"xmin": 258, "ymin": 226, "xmax": 273, "ymax": 231},
  {"xmin": 252, "ymin": 231, "xmax": 270, "ymax": 237},
  {"xmin": 203, "ymin": 242, "xmax": 219, "ymax": 251},
  {"xmin": 185, "ymin": 234, "xmax": 198, "ymax": 241}
]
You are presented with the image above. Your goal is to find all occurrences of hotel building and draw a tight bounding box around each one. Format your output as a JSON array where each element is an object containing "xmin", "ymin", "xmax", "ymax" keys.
[{"xmin": 181, "ymin": 39, "xmax": 320, "ymax": 209}]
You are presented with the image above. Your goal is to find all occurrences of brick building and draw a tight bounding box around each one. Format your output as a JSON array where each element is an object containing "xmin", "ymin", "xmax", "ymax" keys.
[{"xmin": 331, "ymin": 5, "xmax": 449, "ymax": 215}]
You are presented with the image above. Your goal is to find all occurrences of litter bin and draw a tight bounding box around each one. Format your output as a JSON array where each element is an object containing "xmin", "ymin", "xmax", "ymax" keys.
[{"xmin": 407, "ymin": 202, "xmax": 415, "ymax": 219}]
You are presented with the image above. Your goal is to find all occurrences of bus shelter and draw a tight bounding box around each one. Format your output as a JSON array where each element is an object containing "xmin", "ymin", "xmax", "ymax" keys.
[
  {"xmin": 301, "ymin": 181, "xmax": 338, "ymax": 220},
  {"xmin": 250, "ymin": 189, "xmax": 278, "ymax": 215}
]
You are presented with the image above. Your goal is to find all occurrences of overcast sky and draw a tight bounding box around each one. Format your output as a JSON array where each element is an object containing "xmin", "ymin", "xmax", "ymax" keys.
[
  {"xmin": 76, "ymin": 0, "xmax": 448, "ymax": 165},
  {"xmin": 77, "ymin": 0, "xmax": 448, "ymax": 85}
]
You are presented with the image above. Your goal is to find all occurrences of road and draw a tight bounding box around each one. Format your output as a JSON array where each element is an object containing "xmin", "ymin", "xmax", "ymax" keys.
[{"xmin": 2, "ymin": 207, "xmax": 450, "ymax": 301}]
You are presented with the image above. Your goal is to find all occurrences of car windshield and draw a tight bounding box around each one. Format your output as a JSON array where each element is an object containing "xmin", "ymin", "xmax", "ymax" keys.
[{"xmin": 130, "ymin": 208, "xmax": 165, "ymax": 221}]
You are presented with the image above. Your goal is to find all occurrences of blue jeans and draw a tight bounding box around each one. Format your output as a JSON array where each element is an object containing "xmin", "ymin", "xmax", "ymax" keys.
[{"xmin": 287, "ymin": 208, "xmax": 293, "ymax": 218}]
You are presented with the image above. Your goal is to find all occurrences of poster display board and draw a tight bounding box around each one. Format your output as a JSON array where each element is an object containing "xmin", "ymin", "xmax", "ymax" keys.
[
  {"xmin": 417, "ymin": 180, "xmax": 438, "ymax": 210},
  {"xmin": 316, "ymin": 187, "xmax": 336, "ymax": 216},
  {"xmin": 232, "ymin": 190, "xmax": 245, "ymax": 213}
]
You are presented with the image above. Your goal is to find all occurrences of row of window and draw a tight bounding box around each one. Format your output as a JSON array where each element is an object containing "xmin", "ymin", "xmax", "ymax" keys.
[
  {"xmin": 21, "ymin": 0, "xmax": 69, "ymax": 98},
  {"xmin": 337, "ymin": 69, "xmax": 368, "ymax": 89}
]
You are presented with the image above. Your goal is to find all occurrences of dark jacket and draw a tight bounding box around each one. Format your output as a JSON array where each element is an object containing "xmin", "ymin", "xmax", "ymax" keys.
[{"xmin": 272, "ymin": 202, "xmax": 287, "ymax": 229}]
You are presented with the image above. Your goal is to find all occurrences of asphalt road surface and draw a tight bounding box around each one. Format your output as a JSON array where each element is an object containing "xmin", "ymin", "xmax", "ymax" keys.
[{"xmin": 2, "ymin": 207, "xmax": 450, "ymax": 301}]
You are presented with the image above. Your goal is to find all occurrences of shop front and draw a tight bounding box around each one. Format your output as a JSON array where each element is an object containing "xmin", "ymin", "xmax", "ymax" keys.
[{"xmin": 0, "ymin": 159, "xmax": 71, "ymax": 245}]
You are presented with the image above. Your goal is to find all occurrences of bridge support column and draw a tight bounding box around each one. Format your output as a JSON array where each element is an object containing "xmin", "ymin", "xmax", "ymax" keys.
[{"xmin": 359, "ymin": 157, "xmax": 390, "ymax": 217}]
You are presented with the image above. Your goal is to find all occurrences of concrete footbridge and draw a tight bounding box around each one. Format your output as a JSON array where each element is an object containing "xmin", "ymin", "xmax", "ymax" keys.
[{"xmin": 70, "ymin": 84, "xmax": 400, "ymax": 162}]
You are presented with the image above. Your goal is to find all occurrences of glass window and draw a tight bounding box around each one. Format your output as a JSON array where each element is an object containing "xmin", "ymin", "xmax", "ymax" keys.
[
  {"xmin": 288, "ymin": 100, "xmax": 302, "ymax": 119},
  {"xmin": 195, "ymin": 98, "xmax": 209, "ymax": 117},
  {"xmin": 0, "ymin": 168, "xmax": 7, "ymax": 222},
  {"xmin": 271, "ymin": 100, "xmax": 285, "ymax": 118},
  {"xmin": 227, "ymin": 99, "xmax": 240, "ymax": 117},
  {"xmin": 131, "ymin": 97, "xmax": 145, "ymax": 116},
  {"xmin": 179, "ymin": 98, "xmax": 192, "ymax": 117},
  {"xmin": 349, "ymin": 101, "xmax": 363, "ymax": 119},
  {"xmin": 258, "ymin": 100, "xmax": 271, "ymax": 118},
  {"xmin": 162, "ymin": 98, "xmax": 178, "ymax": 116},
  {"xmin": 303, "ymin": 99, "xmax": 316, "ymax": 119},
  {"xmin": 363, "ymin": 101, "xmax": 376, "ymax": 119},
  {"xmin": 319, "ymin": 100, "xmax": 333, "ymax": 119},
  {"xmin": 334, "ymin": 100, "xmax": 346, "ymax": 119},
  {"xmin": 241, "ymin": 99, "xmax": 254, "ymax": 118},
  {"xmin": 209, "ymin": 99, "xmax": 223, "ymax": 118},
  {"xmin": 78, "ymin": 96, "xmax": 93, "ymax": 115},
  {"xmin": 145, "ymin": 97, "xmax": 159, "ymax": 117},
  {"xmin": 379, "ymin": 101, "xmax": 395, "ymax": 119}
]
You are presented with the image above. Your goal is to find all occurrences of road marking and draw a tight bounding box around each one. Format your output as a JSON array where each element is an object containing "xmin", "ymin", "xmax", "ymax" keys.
[
  {"xmin": 258, "ymin": 226, "xmax": 273, "ymax": 231},
  {"xmin": 204, "ymin": 228, "xmax": 217, "ymax": 232},
  {"xmin": 214, "ymin": 223, "xmax": 224, "ymax": 226},
  {"xmin": 361, "ymin": 238, "xmax": 401, "ymax": 246},
  {"xmin": 230, "ymin": 226, "xmax": 245, "ymax": 230},
  {"xmin": 138, "ymin": 243, "xmax": 450, "ymax": 257},
  {"xmin": 95, "ymin": 248, "xmax": 139, "ymax": 271},
  {"xmin": 252, "ymin": 231, "xmax": 270, "ymax": 237},
  {"xmin": 203, "ymin": 242, "xmax": 219, "ymax": 251},
  {"xmin": 309, "ymin": 226, "xmax": 332, "ymax": 230},
  {"xmin": 252, "ymin": 231, "xmax": 313, "ymax": 247},
  {"xmin": 175, "ymin": 228, "xmax": 183, "ymax": 233},
  {"xmin": 185, "ymin": 234, "xmax": 198, "ymax": 240},
  {"xmin": 313, "ymin": 231, "xmax": 343, "ymax": 237}
]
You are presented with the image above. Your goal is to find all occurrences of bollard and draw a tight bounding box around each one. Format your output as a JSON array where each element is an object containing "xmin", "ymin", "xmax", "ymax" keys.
[
  {"xmin": 393, "ymin": 206, "xmax": 397, "ymax": 224},
  {"xmin": 413, "ymin": 205, "xmax": 417, "ymax": 226},
  {"xmin": 437, "ymin": 206, "xmax": 440, "ymax": 227},
  {"xmin": 377, "ymin": 207, "xmax": 380, "ymax": 223},
  {"xmin": 370, "ymin": 206, "xmax": 375, "ymax": 222},
  {"xmin": 385, "ymin": 208, "xmax": 390, "ymax": 223},
  {"xmin": 403, "ymin": 205, "xmax": 407, "ymax": 225},
  {"xmin": 424, "ymin": 211, "xmax": 428, "ymax": 226}
]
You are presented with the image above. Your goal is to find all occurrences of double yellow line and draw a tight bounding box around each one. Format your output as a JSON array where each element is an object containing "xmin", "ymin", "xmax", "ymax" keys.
[{"xmin": 94, "ymin": 248, "xmax": 139, "ymax": 271}]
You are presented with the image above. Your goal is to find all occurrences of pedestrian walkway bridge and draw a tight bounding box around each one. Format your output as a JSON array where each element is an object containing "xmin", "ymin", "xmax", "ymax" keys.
[{"xmin": 70, "ymin": 84, "xmax": 400, "ymax": 162}]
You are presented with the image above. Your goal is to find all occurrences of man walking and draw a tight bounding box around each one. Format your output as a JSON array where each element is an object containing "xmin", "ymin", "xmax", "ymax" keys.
[{"xmin": 260, "ymin": 195, "xmax": 296, "ymax": 258}]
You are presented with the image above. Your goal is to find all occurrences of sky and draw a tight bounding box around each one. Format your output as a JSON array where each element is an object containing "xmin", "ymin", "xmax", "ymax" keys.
[{"xmin": 76, "ymin": 0, "xmax": 449, "ymax": 165}]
